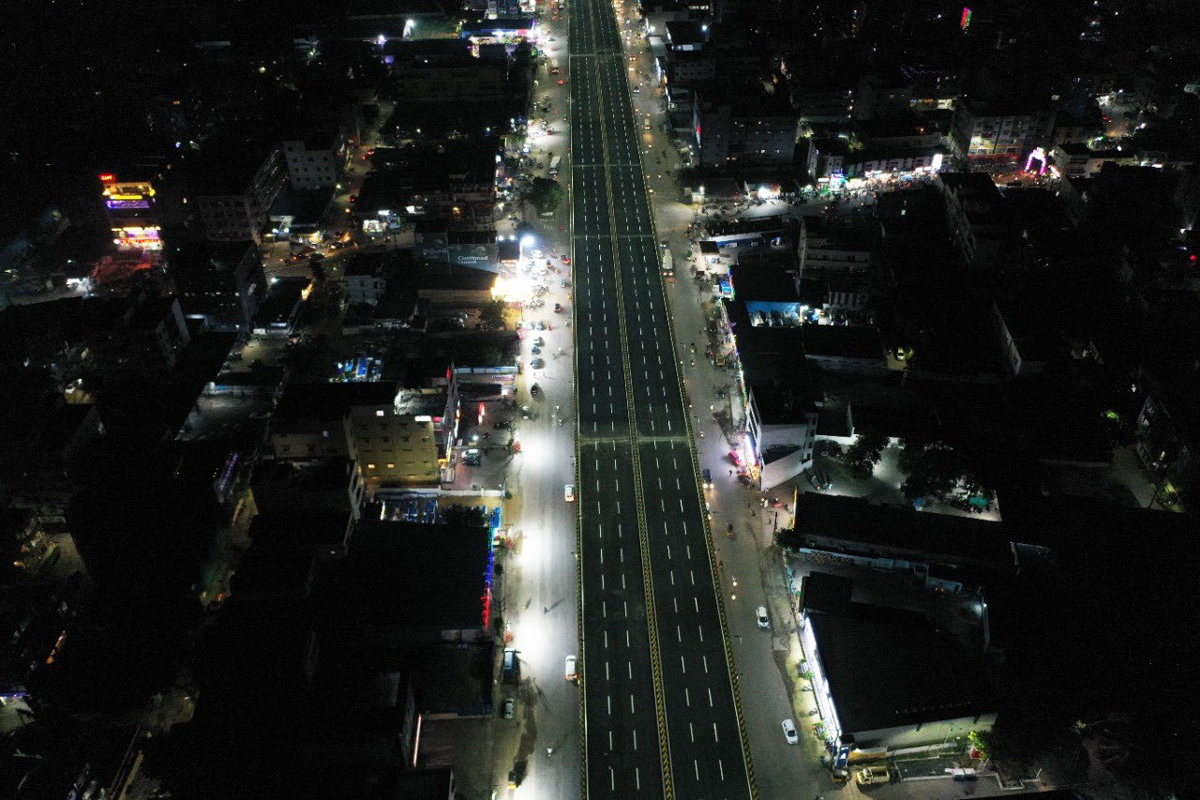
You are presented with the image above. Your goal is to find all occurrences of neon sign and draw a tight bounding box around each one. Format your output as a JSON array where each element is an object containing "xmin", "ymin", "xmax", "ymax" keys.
[
  {"xmin": 960, "ymin": 7, "xmax": 972, "ymax": 31},
  {"xmin": 1024, "ymin": 147, "xmax": 1048, "ymax": 175}
]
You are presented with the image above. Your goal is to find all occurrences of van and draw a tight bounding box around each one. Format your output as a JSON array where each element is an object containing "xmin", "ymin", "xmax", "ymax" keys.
[
  {"xmin": 502, "ymin": 648, "xmax": 521, "ymax": 684},
  {"xmin": 854, "ymin": 765, "xmax": 890, "ymax": 785}
]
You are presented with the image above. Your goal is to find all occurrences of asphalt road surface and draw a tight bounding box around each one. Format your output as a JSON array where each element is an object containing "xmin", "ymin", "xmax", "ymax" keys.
[{"xmin": 569, "ymin": 0, "xmax": 754, "ymax": 797}]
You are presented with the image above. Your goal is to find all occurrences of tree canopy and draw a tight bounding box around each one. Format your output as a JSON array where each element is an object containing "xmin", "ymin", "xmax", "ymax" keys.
[{"xmin": 526, "ymin": 177, "xmax": 564, "ymax": 215}]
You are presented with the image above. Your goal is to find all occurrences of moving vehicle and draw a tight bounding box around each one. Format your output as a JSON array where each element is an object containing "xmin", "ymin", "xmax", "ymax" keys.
[
  {"xmin": 564, "ymin": 484, "xmax": 576, "ymax": 502},
  {"xmin": 855, "ymin": 766, "xmax": 891, "ymax": 785},
  {"xmin": 564, "ymin": 655, "xmax": 578, "ymax": 681},
  {"xmin": 756, "ymin": 606, "xmax": 770, "ymax": 629},
  {"xmin": 702, "ymin": 468, "xmax": 713, "ymax": 489},
  {"xmin": 549, "ymin": 155, "xmax": 561, "ymax": 178},
  {"xmin": 782, "ymin": 719, "xmax": 799, "ymax": 745},
  {"xmin": 530, "ymin": 383, "xmax": 540, "ymax": 396}
]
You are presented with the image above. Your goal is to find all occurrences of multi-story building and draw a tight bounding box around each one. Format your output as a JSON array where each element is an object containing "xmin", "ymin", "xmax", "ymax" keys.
[
  {"xmin": 98, "ymin": 172, "xmax": 163, "ymax": 255},
  {"xmin": 1049, "ymin": 142, "xmax": 1133, "ymax": 178},
  {"xmin": 388, "ymin": 41, "xmax": 508, "ymax": 102},
  {"xmin": 950, "ymin": 99, "xmax": 1056, "ymax": 165},
  {"xmin": 797, "ymin": 215, "xmax": 872, "ymax": 280},
  {"xmin": 282, "ymin": 129, "xmax": 348, "ymax": 191},
  {"xmin": 345, "ymin": 252, "xmax": 394, "ymax": 306},
  {"xmin": 641, "ymin": 0, "xmax": 720, "ymax": 36},
  {"xmin": 169, "ymin": 241, "xmax": 266, "ymax": 332},
  {"xmin": 81, "ymin": 293, "xmax": 192, "ymax": 374},
  {"xmin": 191, "ymin": 143, "xmax": 286, "ymax": 244},
  {"xmin": 269, "ymin": 375, "xmax": 459, "ymax": 490},
  {"xmin": 935, "ymin": 172, "xmax": 1008, "ymax": 268},
  {"xmin": 747, "ymin": 381, "xmax": 819, "ymax": 490},
  {"xmin": 694, "ymin": 91, "xmax": 798, "ymax": 167}
]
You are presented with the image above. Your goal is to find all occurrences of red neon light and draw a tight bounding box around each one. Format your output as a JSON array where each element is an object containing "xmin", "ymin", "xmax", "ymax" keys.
[
  {"xmin": 960, "ymin": 7, "xmax": 972, "ymax": 30},
  {"xmin": 98, "ymin": 173, "xmax": 116, "ymax": 182}
]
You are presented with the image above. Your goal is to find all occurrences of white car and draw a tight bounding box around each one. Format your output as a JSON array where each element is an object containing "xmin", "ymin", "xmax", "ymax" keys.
[
  {"xmin": 756, "ymin": 606, "xmax": 770, "ymax": 629},
  {"xmin": 564, "ymin": 484, "xmax": 576, "ymax": 502},
  {"xmin": 782, "ymin": 718, "xmax": 798, "ymax": 745},
  {"xmin": 565, "ymin": 655, "xmax": 577, "ymax": 681}
]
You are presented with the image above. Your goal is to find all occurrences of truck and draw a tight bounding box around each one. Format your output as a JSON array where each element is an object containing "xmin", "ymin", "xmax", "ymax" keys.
[{"xmin": 549, "ymin": 155, "xmax": 561, "ymax": 178}]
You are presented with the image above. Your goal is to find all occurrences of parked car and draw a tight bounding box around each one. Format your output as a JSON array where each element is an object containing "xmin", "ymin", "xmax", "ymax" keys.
[
  {"xmin": 855, "ymin": 766, "xmax": 891, "ymax": 785},
  {"xmin": 502, "ymin": 698, "xmax": 515, "ymax": 719},
  {"xmin": 702, "ymin": 468, "xmax": 713, "ymax": 489},
  {"xmin": 564, "ymin": 484, "xmax": 576, "ymax": 502},
  {"xmin": 564, "ymin": 655, "xmax": 577, "ymax": 680},
  {"xmin": 782, "ymin": 719, "xmax": 799, "ymax": 745}
]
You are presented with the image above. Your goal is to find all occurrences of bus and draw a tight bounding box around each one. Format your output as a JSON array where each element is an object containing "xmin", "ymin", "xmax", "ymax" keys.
[{"xmin": 549, "ymin": 155, "xmax": 561, "ymax": 178}]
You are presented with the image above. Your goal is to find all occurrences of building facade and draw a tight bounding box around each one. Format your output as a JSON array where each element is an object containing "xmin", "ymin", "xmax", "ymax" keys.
[
  {"xmin": 950, "ymin": 100, "xmax": 1056, "ymax": 165},
  {"xmin": 195, "ymin": 147, "xmax": 286, "ymax": 244},
  {"xmin": 282, "ymin": 130, "xmax": 347, "ymax": 191}
]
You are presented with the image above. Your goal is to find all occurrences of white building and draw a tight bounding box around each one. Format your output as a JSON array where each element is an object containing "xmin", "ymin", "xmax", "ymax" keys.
[{"xmin": 283, "ymin": 130, "xmax": 347, "ymax": 191}]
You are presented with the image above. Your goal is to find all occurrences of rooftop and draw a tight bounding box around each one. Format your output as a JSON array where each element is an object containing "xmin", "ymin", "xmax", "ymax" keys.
[
  {"xmin": 795, "ymin": 492, "xmax": 1014, "ymax": 568},
  {"xmin": 321, "ymin": 518, "xmax": 492, "ymax": 632},
  {"xmin": 730, "ymin": 263, "xmax": 798, "ymax": 303},
  {"xmin": 749, "ymin": 381, "xmax": 815, "ymax": 425},
  {"xmin": 809, "ymin": 611, "xmax": 993, "ymax": 735},
  {"xmin": 274, "ymin": 381, "xmax": 401, "ymax": 425},
  {"xmin": 395, "ymin": 387, "xmax": 448, "ymax": 417},
  {"xmin": 802, "ymin": 325, "xmax": 883, "ymax": 362}
]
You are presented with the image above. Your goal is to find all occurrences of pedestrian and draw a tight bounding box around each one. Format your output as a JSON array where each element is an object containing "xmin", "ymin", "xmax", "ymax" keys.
[
  {"xmin": 728, "ymin": 469, "xmax": 733, "ymax": 476},
  {"xmin": 544, "ymin": 605, "xmax": 549, "ymax": 614}
]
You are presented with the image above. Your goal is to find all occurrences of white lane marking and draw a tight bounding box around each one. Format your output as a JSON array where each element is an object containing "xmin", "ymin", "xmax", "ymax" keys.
[{"xmin": 708, "ymin": 688, "xmax": 714, "ymax": 706}]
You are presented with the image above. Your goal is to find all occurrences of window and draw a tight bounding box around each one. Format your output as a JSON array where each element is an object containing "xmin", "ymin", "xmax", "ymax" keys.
[
  {"xmin": 376, "ymin": 409, "xmax": 385, "ymax": 417},
  {"xmin": 386, "ymin": 463, "xmax": 396, "ymax": 469},
  {"xmin": 367, "ymin": 463, "xmax": 376, "ymax": 469}
]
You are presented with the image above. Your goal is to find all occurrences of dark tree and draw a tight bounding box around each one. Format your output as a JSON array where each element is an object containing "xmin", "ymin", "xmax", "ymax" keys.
[{"xmin": 840, "ymin": 430, "xmax": 887, "ymax": 479}]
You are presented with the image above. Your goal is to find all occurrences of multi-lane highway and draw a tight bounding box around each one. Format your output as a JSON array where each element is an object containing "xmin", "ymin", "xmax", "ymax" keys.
[{"xmin": 568, "ymin": 0, "xmax": 755, "ymax": 796}]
